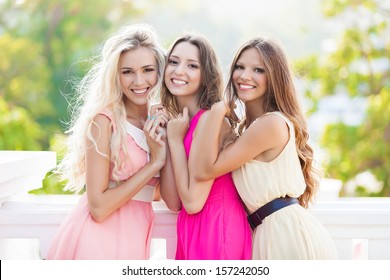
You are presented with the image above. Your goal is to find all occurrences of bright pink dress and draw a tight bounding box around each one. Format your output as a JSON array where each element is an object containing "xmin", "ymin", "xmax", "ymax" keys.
[
  {"xmin": 175, "ymin": 109, "xmax": 252, "ymax": 260},
  {"xmin": 47, "ymin": 111, "xmax": 158, "ymax": 260}
]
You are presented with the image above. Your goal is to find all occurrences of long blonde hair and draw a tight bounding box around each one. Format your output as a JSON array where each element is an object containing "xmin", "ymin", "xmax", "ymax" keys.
[
  {"xmin": 58, "ymin": 24, "xmax": 165, "ymax": 193},
  {"xmin": 226, "ymin": 38, "xmax": 321, "ymax": 208}
]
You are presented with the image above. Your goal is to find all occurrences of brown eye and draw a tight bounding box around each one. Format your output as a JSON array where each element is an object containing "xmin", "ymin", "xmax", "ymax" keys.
[{"xmin": 254, "ymin": 67, "xmax": 265, "ymax": 73}]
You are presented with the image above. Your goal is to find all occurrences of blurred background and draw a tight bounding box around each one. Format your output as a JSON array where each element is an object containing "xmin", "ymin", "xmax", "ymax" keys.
[{"xmin": 0, "ymin": 0, "xmax": 389, "ymax": 197}]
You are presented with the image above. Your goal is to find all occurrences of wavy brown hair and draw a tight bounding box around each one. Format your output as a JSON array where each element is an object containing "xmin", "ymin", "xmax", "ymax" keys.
[
  {"xmin": 160, "ymin": 33, "xmax": 223, "ymax": 117},
  {"xmin": 226, "ymin": 38, "xmax": 321, "ymax": 208}
]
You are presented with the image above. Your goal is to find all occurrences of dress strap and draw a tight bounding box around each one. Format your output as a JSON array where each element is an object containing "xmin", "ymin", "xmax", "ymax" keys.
[
  {"xmin": 264, "ymin": 111, "xmax": 294, "ymax": 135},
  {"xmin": 98, "ymin": 110, "xmax": 116, "ymax": 132}
]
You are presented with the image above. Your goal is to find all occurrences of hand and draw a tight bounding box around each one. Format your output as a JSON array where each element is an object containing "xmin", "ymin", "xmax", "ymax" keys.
[
  {"xmin": 167, "ymin": 106, "xmax": 190, "ymax": 143},
  {"xmin": 148, "ymin": 104, "xmax": 169, "ymax": 141},
  {"xmin": 144, "ymin": 117, "xmax": 166, "ymax": 169},
  {"xmin": 149, "ymin": 104, "xmax": 169, "ymax": 128}
]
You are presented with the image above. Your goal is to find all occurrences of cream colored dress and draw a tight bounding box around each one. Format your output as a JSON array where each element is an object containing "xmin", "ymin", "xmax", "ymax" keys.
[{"xmin": 232, "ymin": 111, "xmax": 337, "ymax": 259}]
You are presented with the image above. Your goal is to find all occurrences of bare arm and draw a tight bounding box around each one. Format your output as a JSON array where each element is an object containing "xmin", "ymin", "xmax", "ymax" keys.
[
  {"xmin": 148, "ymin": 104, "xmax": 181, "ymax": 212},
  {"xmin": 160, "ymin": 136, "xmax": 182, "ymax": 212},
  {"xmin": 167, "ymin": 107, "xmax": 214, "ymax": 214},
  {"xmin": 194, "ymin": 101, "xmax": 289, "ymax": 181},
  {"xmin": 86, "ymin": 115, "xmax": 165, "ymax": 222}
]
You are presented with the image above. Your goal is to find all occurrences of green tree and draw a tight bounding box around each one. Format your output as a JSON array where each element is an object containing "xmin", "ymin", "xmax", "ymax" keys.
[
  {"xmin": 0, "ymin": 34, "xmax": 53, "ymax": 127},
  {"xmin": 0, "ymin": 96, "xmax": 44, "ymax": 150},
  {"xmin": 297, "ymin": 0, "xmax": 390, "ymax": 196},
  {"xmin": 1, "ymin": 0, "xmax": 147, "ymax": 193},
  {"xmin": 1, "ymin": 0, "xmax": 143, "ymax": 143}
]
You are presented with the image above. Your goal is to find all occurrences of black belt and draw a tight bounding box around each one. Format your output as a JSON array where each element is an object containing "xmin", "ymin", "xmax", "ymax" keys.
[{"xmin": 248, "ymin": 197, "xmax": 299, "ymax": 229}]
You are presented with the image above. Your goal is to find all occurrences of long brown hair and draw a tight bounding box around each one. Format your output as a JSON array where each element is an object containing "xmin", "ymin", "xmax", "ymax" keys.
[
  {"xmin": 226, "ymin": 38, "xmax": 321, "ymax": 208},
  {"xmin": 161, "ymin": 33, "xmax": 223, "ymax": 117}
]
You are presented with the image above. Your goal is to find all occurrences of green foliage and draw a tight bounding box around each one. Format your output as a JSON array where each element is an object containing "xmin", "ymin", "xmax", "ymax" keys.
[
  {"xmin": 320, "ymin": 123, "xmax": 360, "ymax": 182},
  {"xmin": 0, "ymin": 97, "xmax": 44, "ymax": 150},
  {"xmin": 0, "ymin": 34, "xmax": 53, "ymax": 122},
  {"xmin": 1, "ymin": 0, "xmax": 146, "ymax": 194},
  {"xmin": 29, "ymin": 129, "xmax": 70, "ymax": 194},
  {"xmin": 357, "ymin": 88, "xmax": 390, "ymax": 196},
  {"xmin": 300, "ymin": 0, "xmax": 390, "ymax": 196}
]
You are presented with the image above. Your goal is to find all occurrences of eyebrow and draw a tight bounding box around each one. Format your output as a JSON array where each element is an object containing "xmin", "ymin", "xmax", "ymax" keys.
[
  {"xmin": 120, "ymin": 64, "xmax": 156, "ymax": 70},
  {"xmin": 169, "ymin": 55, "xmax": 199, "ymax": 63},
  {"xmin": 236, "ymin": 61, "xmax": 264, "ymax": 67}
]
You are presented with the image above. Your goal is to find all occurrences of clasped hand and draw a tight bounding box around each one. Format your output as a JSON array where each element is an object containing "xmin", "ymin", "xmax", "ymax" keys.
[
  {"xmin": 167, "ymin": 106, "xmax": 190, "ymax": 143},
  {"xmin": 143, "ymin": 104, "xmax": 169, "ymax": 167}
]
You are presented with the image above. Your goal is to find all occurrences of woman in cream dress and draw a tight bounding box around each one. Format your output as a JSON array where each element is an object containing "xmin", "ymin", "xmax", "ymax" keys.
[{"xmin": 194, "ymin": 37, "xmax": 337, "ymax": 259}]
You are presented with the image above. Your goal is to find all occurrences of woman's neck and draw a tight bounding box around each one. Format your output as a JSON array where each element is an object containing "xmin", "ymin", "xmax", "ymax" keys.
[
  {"xmin": 245, "ymin": 100, "xmax": 265, "ymax": 127},
  {"xmin": 177, "ymin": 96, "xmax": 200, "ymax": 119},
  {"xmin": 124, "ymin": 100, "xmax": 148, "ymax": 127}
]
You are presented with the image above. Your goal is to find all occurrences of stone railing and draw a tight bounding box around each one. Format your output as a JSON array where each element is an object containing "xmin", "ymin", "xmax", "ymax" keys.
[{"xmin": 1, "ymin": 151, "xmax": 389, "ymax": 260}]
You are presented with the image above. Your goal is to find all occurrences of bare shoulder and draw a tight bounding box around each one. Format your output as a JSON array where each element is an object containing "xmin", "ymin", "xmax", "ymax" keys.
[
  {"xmin": 250, "ymin": 113, "xmax": 289, "ymax": 143},
  {"xmin": 89, "ymin": 114, "xmax": 113, "ymax": 141},
  {"xmin": 91, "ymin": 114, "xmax": 113, "ymax": 133},
  {"xmin": 194, "ymin": 110, "xmax": 212, "ymax": 132},
  {"xmin": 93, "ymin": 113, "xmax": 112, "ymax": 126}
]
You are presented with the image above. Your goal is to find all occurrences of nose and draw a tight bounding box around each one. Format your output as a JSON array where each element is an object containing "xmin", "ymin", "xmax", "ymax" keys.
[
  {"xmin": 134, "ymin": 72, "xmax": 144, "ymax": 85},
  {"xmin": 174, "ymin": 63, "xmax": 185, "ymax": 76},
  {"xmin": 240, "ymin": 69, "xmax": 251, "ymax": 81}
]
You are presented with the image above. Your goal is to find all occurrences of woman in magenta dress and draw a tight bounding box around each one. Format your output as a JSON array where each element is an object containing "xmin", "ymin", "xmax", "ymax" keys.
[
  {"xmin": 46, "ymin": 24, "xmax": 178, "ymax": 260},
  {"xmin": 161, "ymin": 33, "xmax": 252, "ymax": 259}
]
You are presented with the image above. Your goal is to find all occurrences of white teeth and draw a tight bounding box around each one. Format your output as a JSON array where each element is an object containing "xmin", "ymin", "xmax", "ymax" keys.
[
  {"xmin": 133, "ymin": 88, "xmax": 147, "ymax": 94},
  {"xmin": 240, "ymin": 84, "xmax": 255, "ymax": 89},
  {"xmin": 172, "ymin": 79, "xmax": 187, "ymax": 85}
]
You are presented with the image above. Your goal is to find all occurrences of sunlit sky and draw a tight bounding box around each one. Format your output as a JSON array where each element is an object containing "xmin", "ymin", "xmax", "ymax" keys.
[
  {"xmin": 129, "ymin": 0, "xmax": 342, "ymax": 141},
  {"xmin": 131, "ymin": 0, "xmax": 339, "ymax": 69}
]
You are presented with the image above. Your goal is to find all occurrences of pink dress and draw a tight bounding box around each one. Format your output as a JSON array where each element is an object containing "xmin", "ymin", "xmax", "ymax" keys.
[
  {"xmin": 47, "ymin": 111, "xmax": 158, "ymax": 260},
  {"xmin": 175, "ymin": 110, "xmax": 252, "ymax": 260}
]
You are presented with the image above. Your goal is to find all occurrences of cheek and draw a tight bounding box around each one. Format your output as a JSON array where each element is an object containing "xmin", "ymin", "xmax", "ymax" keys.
[
  {"xmin": 193, "ymin": 73, "xmax": 202, "ymax": 85},
  {"xmin": 119, "ymin": 75, "xmax": 129, "ymax": 89},
  {"xmin": 232, "ymin": 71, "xmax": 241, "ymax": 81},
  {"xmin": 150, "ymin": 73, "xmax": 158, "ymax": 86},
  {"xmin": 260, "ymin": 76, "xmax": 268, "ymax": 87},
  {"xmin": 164, "ymin": 68, "xmax": 171, "ymax": 82}
]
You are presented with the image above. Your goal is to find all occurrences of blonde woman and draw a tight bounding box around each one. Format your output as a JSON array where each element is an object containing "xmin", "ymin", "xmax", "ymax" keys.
[
  {"xmin": 195, "ymin": 38, "xmax": 338, "ymax": 259},
  {"xmin": 47, "ymin": 24, "xmax": 178, "ymax": 260}
]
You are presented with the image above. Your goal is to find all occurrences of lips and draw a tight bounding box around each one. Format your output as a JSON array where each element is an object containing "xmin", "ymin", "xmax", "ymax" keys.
[
  {"xmin": 172, "ymin": 78, "xmax": 187, "ymax": 85},
  {"xmin": 131, "ymin": 88, "xmax": 148, "ymax": 94},
  {"xmin": 238, "ymin": 83, "xmax": 255, "ymax": 90}
]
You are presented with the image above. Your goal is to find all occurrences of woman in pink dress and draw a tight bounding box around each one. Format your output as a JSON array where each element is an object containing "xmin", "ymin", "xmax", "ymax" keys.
[
  {"xmin": 161, "ymin": 33, "xmax": 252, "ymax": 260},
  {"xmin": 46, "ymin": 24, "xmax": 179, "ymax": 260}
]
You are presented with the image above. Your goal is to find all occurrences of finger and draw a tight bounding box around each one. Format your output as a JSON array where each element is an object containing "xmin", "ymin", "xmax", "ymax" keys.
[
  {"xmin": 144, "ymin": 119, "xmax": 155, "ymax": 132},
  {"xmin": 153, "ymin": 110, "xmax": 168, "ymax": 118},
  {"xmin": 156, "ymin": 131, "xmax": 165, "ymax": 143},
  {"xmin": 155, "ymin": 115, "xmax": 169, "ymax": 127},
  {"xmin": 149, "ymin": 120, "xmax": 159, "ymax": 136},
  {"xmin": 150, "ymin": 104, "xmax": 164, "ymax": 115},
  {"xmin": 160, "ymin": 115, "xmax": 169, "ymax": 125}
]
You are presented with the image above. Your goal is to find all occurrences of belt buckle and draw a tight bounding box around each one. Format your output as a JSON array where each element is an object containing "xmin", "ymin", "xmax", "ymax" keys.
[{"xmin": 248, "ymin": 212, "xmax": 262, "ymax": 230}]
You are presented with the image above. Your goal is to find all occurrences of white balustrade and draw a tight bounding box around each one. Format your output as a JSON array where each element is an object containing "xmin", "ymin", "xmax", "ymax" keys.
[{"xmin": 1, "ymin": 151, "xmax": 390, "ymax": 260}]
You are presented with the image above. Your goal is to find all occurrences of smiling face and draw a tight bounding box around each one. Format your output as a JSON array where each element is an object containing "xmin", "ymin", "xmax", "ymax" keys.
[
  {"xmin": 164, "ymin": 41, "xmax": 202, "ymax": 99},
  {"xmin": 232, "ymin": 47, "xmax": 267, "ymax": 104},
  {"xmin": 119, "ymin": 47, "xmax": 158, "ymax": 106}
]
